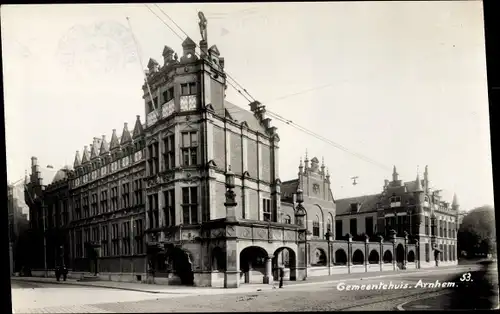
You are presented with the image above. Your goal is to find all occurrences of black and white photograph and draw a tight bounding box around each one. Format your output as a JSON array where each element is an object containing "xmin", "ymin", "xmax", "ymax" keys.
[{"xmin": 3, "ymin": 1, "xmax": 498, "ymax": 312}]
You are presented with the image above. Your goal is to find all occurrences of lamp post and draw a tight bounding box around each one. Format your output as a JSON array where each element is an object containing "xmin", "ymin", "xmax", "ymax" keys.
[
  {"xmin": 224, "ymin": 166, "xmax": 237, "ymax": 221},
  {"xmin": 294, "ymin": 188, "xmax": 307, "ymax": 279}
]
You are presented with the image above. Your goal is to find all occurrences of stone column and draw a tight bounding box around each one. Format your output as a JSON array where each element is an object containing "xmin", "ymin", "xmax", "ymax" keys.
[
  {"xmin": 263, "ymin": 255, "xmax": 273, "ymax": 284},
  {"xmin": 415, "ymin": 240, "xmax": 420, "ymax": 269},
  {"xmin": 403, "ymin": 231, "xmax": 408, "ymax": 269},
  {"xmin": 364, "ymin": 235, "xmax": 369, "ymax": 273},
  {"xmin": 224, "ymin": 238, "xmax": 239, "ymax": 288},
  {"xmin": 347, "ymin": 234, "xmax": 352, "ymax": 274},
  {"xmin": 379, "ymin": 235, "xmax": 384, "ymax": 272},
  {"xmin": 390, "ymin": 231, "xmax": 396, "ymax": 271}
]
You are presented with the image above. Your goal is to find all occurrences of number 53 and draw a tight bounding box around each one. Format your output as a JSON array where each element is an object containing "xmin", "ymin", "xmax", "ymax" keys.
[{"xmin": 460, "ymin": 272, "xmax": 472, "ymax": 281}]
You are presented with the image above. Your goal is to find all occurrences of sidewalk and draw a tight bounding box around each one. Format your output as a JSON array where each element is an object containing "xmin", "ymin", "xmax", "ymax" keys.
[{"xmin": 11, "ymin": 264, "xmax": 475, "ymax": 295}]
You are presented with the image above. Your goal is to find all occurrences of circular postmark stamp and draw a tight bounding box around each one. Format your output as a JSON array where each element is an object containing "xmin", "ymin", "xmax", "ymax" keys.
[{"xmin": 56, "ymin": 20, "xmax": 137, "ymax": 76}]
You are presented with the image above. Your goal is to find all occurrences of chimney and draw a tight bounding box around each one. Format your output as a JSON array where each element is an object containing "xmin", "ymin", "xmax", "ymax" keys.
[{"xmin": 31, "ymin": 156, "xmax": 38, "ymax": 167}]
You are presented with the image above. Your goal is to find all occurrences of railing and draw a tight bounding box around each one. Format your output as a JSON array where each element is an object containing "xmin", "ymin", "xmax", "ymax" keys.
[
  {"xmin": 180, "ymin": 95, "xmax": 197, "ymax": 112},
  {"xmin": 146, "ymin": 110, "xmax": 160, "ymax": 127},
  {"xmin": 162, "ymin": 99, "xmax": 175, "ymax": 118}
]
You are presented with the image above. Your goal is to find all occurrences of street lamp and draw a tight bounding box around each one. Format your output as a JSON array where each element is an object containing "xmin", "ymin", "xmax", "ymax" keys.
[
  {"xmin": 294, "ymin": 188, "xmax": 307, "ymax": 279},
  {"xmin": 224, "ymin": 166, "xmax": 237, "ymax": 220}
]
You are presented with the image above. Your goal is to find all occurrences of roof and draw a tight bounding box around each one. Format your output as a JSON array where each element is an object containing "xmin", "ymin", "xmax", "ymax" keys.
[
  {"xmin": 221, "ymin": 100, "xmax": 267, "ymax": 133},
  {"xmin": 335, "ymin": 193, "xmax": 381, "ymax": 216},
  {"xmin": 280, "ymin": 179, "xmax": 299, "ymax": 202},
  {"xmin": 52, "ymin": 169, "xmax": 68, "ymax": 183},
  {"xmin": 404, "ymin": 179, "xmax": 425, "ymax": 193}
]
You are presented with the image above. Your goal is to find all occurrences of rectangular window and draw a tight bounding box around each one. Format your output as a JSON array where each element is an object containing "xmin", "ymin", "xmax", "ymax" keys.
[
  {"xmin": 112, "ymin": 223, "xmax": 119, "ymax": 256},
  {"xmin": 163, "ymin": 135, "xmax": 175, "ymax": 170},
  {"xmin": 75, "ymin": 229, "xmax": 83, "ymax": 258},
  {"xmin": 101, "ymin": 225, "xmax": 108, "ymax": 257},
  {"xmin": 100, "ymin": 190, "xmax": 108, "ymax": 213},
  {"xmin": 390, "ymin": 196, "xmax": 402, "ymax": 203},
  {"xmin": 164, "ymin": 189, "xmax": 175, "ymax": 226},
  {"xmin": 335, "ymin": 220, "xmax": 343, "ymax": 239},
  {"xmin": 350, "ymin": 218, "xmax": 357, "ymax": 236},
  {"xmin": 182, "ymin": 187, "xmax": 198, "ymax": 225},
  {"xmin": 84, "ymin": 228, "xmax": 90, "ymax": 257},
  {"xmin": 425, "ymin": 243, "xmax": 430, "ymax": 262},
  {"xmin": 439, "ymin": 244, "xmax": 444, "ymax": 261},
  {"xmin": 111, "ymin": 187, "xmax": 118, "ymax": 211},
  {"xmin": 122, "ymin": 183, "xmax": 130, "ymax": 209},
  {"xmin": 181, "ymin": 82, "xmax": 197, "ymax": 95},
  {"xmin": 147, "ymin": 143, "xmax": 160, "ymax": 175},
  {"xmin": 163, "ymin": 87, "xmax": 174, "ymax": 103},
  {"xmin": 83, "ymin": 196, "xmax": 89, "ymax": 218},
  {"xmin": 181, "ymin": 132, "xmax": 198, "ymax": 166},
  {"xmin": 92, "ymin": 227, "xmax": 100, "ymax": 243},
  {"xmin": 312, "ymin": 221, "xmax": 320, "ymax": 237},
  {"xmin": 148, "ymin": 194, "xmax": 159, "ymax": 228},
  {"xmin": 439, "ymin": 221, "xmax": 443, "ymax": 237},
  {"xmin": 425, "ymin": 216, "xmax": 430, "ymax": 235},
  {"xmin": 122, "ymin": 222, "xmax": 131, "ymax": 256},
  {"xmin": 365, "ymin": 217, "xmax": 374, "ymax": 236},
  {"xmin": 262, "ymin": 198, "xmax": 272, "ymax": 222},
  {"xmin": 134, "ymin": 219, "xmax": 144, "ymax": 255},
  {"xmin": 133, "ymin": 179, "xmax": 143, "ymax": 206},
  {"xmin": 75, "ymin": 199, "xmax": 82, "ymax": 220}
]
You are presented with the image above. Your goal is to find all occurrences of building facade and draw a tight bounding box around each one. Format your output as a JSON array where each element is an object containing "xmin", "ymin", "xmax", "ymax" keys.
[
  {"xmin": 24, "ymin": 13, "xmax": 454, "ymax": 287},
  {"xmin": 8, "ymin": 182, "xmax": 30, "ymax": 274},
  {"xmin": 335, "ymin": 166, "xmax": 459, "ymax": 268}
]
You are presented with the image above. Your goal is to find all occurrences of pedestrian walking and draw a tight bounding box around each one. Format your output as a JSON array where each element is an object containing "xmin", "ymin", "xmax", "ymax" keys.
[{"xmin": 279, "ymin": 265, "xmax": 285, "ymax": 288}]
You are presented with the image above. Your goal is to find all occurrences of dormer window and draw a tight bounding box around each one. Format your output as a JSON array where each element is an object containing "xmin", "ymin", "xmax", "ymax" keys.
[
  {"xmin": 350, "ymin": 203, "xmax": 360, "ymax": 212},
  {"xmin": 390, "ymin": 196, "xmax": 401, "ymax": 203}
]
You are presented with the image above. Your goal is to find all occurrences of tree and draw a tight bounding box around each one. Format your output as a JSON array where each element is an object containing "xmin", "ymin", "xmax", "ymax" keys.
[{"xmin": 458, "ymin": 205, "xmax": 496, "ymax": 257}]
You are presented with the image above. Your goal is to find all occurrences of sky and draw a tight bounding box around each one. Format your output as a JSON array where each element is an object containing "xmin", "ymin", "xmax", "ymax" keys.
[{"xmin": 2, "ymin": 2, "xmax": 493, "ymax": 212}]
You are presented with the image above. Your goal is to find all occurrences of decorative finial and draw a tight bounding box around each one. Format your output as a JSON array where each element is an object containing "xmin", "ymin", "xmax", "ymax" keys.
[
  {"xmin": 322, "ymin": 156, "xmax": 325, "ymax": 166},
  {"xmin": 326, "ymin": 167, "xmax": 330, "ymax": 177},
  {"xmin": 305, "ymin": 149, "xmax": 309, "ymax": 161},
  {"xmin": 299, "ymin": 157, "xmax": 303, "ymax": 168}
]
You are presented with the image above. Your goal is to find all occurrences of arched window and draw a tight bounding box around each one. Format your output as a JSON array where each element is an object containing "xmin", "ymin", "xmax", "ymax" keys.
[
  {"xmin": 313, "ymin": 248, "xmax": 327, "ymax": 266},
  {"xmin": 326, "ymin": 218, "xmax": 332, "ymax": 233},
  {"xmin": 284, "ymin": 215, "xmax": 291, "ymax": 224},
  {"xmin": 313, "ymin": 216, "xmax": 320, "ymax": 237}
]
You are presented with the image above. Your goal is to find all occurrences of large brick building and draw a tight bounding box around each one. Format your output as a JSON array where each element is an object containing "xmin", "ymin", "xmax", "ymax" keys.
[
  {"xmin": 24, "ymin": 12, "xmax": 455, "ymax": 288},
  {"xmin": 335, "ymin": 166, "xmax": 459, "ymax": 268}
]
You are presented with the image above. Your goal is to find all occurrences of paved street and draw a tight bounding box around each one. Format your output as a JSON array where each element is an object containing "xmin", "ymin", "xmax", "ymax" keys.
[{"xmin": 11, "ymin": 263, "xmax": 498, "ymax": 313}]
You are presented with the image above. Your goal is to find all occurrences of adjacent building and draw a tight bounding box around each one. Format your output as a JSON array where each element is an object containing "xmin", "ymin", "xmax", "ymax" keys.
[
  {"xmin": 335, "ymin": 166, "xmax": 459, "ymax": 268},
  {"xmin": 8, "ymin": 181, "xmax": 30, "ymax": 274}
]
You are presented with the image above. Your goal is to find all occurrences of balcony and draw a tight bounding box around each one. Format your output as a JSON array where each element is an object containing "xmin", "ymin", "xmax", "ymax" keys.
[
  {"xmin": 162, "ymin": 99, "xmax": 175, "ymax": 118},
  {"xmin": 147, "ymin": 110, "xmax": 160, "ymax": 127},
  {"xmin": 180, "ymin": 95, "xmax": 197, "ymax": 112}
]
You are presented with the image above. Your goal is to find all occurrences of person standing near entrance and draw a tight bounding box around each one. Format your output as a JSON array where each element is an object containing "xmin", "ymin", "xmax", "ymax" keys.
[{"xmin": 279, "ymin": 265, "xmax": 285, "ymax": 288}]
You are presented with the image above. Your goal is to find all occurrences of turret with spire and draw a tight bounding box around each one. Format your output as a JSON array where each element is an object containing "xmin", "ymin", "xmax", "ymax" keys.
[
  {"xmin": 132, "ymin": 115, "xmax": 144, "ymax": 140},
  {"xmin": 109, "ymin": 129, "xmax": 120, "ymax": 152},
  {"xmin": 392, "ymin": 165, "xmax": 399, "ymax": 182},
  {"xmin": 321, "ymin": 156, "xmax": 325, "ymax": 175},
  {"xmin": 424, "ymin": 165, "xmax": 429, "ymax": 192},
  {"xmin": 120, "ymin": 122, "xmax": 133, "ymax": 146},
  {"xmin": 74, "ymin": 150, "xmax": 81, "ymax": 168},
  {"xmin": 298, "ymin": 157, "xmax": 303, "ymax": 175},
  {"xmin": 99, "ymin": 135, "xmax": 110, "ymax": 156},
  {"xmin": 304, "ymin": 150, "xmax": 309, "ymax": 170},
  {"xmin": 452, "ymin": 193, "xmax": 459, "ymax": 211},
  {"xmin": 81, "ymin": 146, "xmax": 90, "ymax": 164}
]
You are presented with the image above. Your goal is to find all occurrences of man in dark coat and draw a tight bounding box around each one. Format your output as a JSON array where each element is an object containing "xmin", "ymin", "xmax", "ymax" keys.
[{"xmin": 279, "ymin": 265, "xmax": 285, "ymax": 288}]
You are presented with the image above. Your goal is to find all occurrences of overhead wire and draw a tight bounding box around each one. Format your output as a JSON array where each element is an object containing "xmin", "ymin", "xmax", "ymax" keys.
[{"xmin": 143, "ymin": 4, "xmax": 391, "ymax": 172}]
